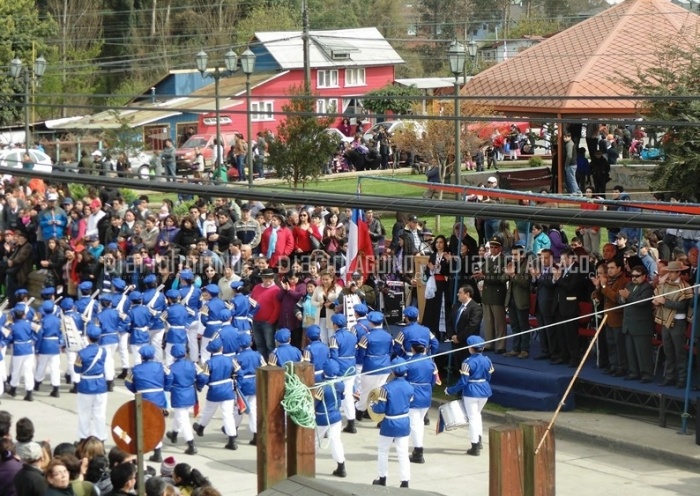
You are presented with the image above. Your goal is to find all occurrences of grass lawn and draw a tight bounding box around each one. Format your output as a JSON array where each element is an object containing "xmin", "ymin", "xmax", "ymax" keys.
[{"xmin": 267, "ymin": 172, "xmax": 426, "ymax": 198}]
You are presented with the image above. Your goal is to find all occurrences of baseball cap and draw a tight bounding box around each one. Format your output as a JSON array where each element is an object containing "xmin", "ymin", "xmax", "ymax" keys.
[
  {"xmin": 408, "ymin": 215, "xmax": 418, "ymax": 222},
  {"xmin": 487, "ymin": 176, "xmax": 498, "ymax": 183},
  {"xmin": 47, "ymin": 192, "xmax": 58, "ymax": 201},
  {"xmin": 91, "ymin": 150, "xmax": 103, "ymax": 157}
]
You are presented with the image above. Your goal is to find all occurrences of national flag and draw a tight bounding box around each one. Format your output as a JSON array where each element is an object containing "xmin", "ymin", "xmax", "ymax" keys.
[{"xmin": 345, "ymin": 208, "xmax": 374, "ymax": 284}]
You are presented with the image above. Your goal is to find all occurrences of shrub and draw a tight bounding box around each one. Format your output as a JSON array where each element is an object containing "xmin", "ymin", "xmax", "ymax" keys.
[{"xmin": 528, "ymin": 156, "xmax": 544, "ymax": 168}]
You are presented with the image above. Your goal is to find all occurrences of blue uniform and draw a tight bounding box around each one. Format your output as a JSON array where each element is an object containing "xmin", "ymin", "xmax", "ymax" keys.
[
  {"xmin": 219, "ymin": 324, "xmax": 240, "ymax": 356},
  {"xmin": 179, "ymin": 283, "xmax": 202, "ymax": 325},
  {"xmin": 231, "ymin": 293, "xmax": 257, "ymax": 332},
  {"xmin": 127, "ymin": 304, "xmax": 152, "ymax": 345},
  {"xmin": 313, "ymin": 380, "xmax": 345, "ymax": 426},
  {"xmin": 356, "ymin": 328, "xmax": 393, "ymax": 375},
  {"xmin": 329, "ymin": 327, "xmax": 357, "ymax": 376},
  {"xmin": 406, "ymin": 353, "xmax": 438, "ymax": 409},
  {"xmin": 200, "ymin": 297, "xmax": 227, "ymax": 338},
  {"xmin": 163, "ymin": 303, "xmax": 189, "ymax": 345},
  {"xmin": 96, "ymin": 308, "xmax": 124, "ymax": 346},
  {"xmin": 268, "ymin": 343, "xmax": 302, "ymax": 367},
  {"xmin": 125, "ymin": 361, "xmax": 169, "ymax": 408},
  {"xmin": 76, "ymin": 296, "xmax": 98, "ymax": 318},
  {"xmin": 36, "ymin": 314, "xmax": 64, "ymax": 355},
  {"xmin": 143, "ymin": 288, "xmax": 166, "ymax": 331},
  {"xmin": 165, "ymin": 357, "xmax": 197, "ymax": 408},
  {"xmin": 372, "ymin": 377, "xmax": 414, "ymax": 437},
  {"xmin": 74, "ymin": 344, "xmax": 108, "ymax": 394},
  {"xmin": 196, "ymin": 353, "xmax": 239, "ymax": 402},
  {"xmin": 394, "ymin": 322, "xmax": 439, "ymax": 357},
  {"xmin": 303, "ymin": 340, "xmax": 331, "ymax": 380},
  {"xmin": 353, "ymin": 318, "xmax": 371, "ymax": 363},
  {"xmin": 7, "ymin": 320, "xmax": 36, "ymax": 356},
  {"xmin": 112, "ymin": 291, "xmax": 132, "ymax": 315},
  {"xmin": 446, "ymin": 354, "xmax": 494, "ymax": 398},
  {"xmin": 235, "ymin": 348, "xmax": 266, "ymax": 397}
]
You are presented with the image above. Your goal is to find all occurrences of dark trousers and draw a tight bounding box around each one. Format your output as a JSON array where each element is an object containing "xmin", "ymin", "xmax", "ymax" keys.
[
  {"xmin": 536, "ymin": 312, "xmax": 555, "ymax": 355},
  {"xmin": 554, "ymin": 313, "xmax": 579, "ymax": 362},
  {"xmin": 508, "ymin": 300, "xmax": 531, "ymax": 352},
  {"xmin": 605, "ymin": 325, "xmax": 627, "ymax": 372},
  {"xmin": 625, "ymin": 331, "xmax": 653, "ymax": 378},
  {"xmin": 662, "ymin": 322, "xmax": 688, "ymax": 383}
]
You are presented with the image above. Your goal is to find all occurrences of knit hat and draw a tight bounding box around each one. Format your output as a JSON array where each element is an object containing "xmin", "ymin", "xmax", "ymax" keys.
[{"xmin": 160, "ymin": 456, "xmax": 176, "ymax": 477}]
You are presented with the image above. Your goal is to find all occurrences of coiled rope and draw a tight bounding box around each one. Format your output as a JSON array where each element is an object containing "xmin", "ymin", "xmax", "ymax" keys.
[{"xmin": 281, "ymin": 362, "xmax": 316, "ymax": 429}]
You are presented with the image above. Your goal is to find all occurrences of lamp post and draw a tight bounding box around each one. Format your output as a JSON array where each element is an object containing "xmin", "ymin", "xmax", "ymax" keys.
[
  {"xmin": 448, "ymin": 41, "xmax": 466, "ymax": 189},
  {"xmin": 9, "ymin": 55, "xmax": 47, "ymax": 158},
  {"xmin": 240, "ymin": 48, "xmax": 256, "ymax": 187},
  {"xmin": 196, "ymin": 49, "xmax": 238, "ymax": 175}
]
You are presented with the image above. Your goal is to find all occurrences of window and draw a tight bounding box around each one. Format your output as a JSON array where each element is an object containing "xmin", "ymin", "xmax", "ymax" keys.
[
  {"xmin": 345, "ymin": 68, "xmax": 366, "ymax": 87},
  {"xmin": 317, "ymin": 69, "xmax": 339, "ymax": 88},
  {"xmin": 316, "ymin": 98, "xmax": 338, "ymax": 116},
  {"xmin": 143, "ymin": 124, "xmax": 170, "ymax": 151},
  {"xmin": 407, "ymin": 23, "xmax": 417, "ymax": 36},
  {"xmin": 251, "ymin": 101, "xmax": 274, "ymax": 121}
]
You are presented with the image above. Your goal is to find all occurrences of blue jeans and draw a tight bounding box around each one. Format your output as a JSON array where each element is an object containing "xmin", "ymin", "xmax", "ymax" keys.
[
  {"xmin": 484, "ymin": 219, "xmax": 500, "ymax": 242},
  {"xmin": 164, "ymin": 161, "xmax": 176, "ymax": 182},
  {"xmin": 253, "ymin": 321, "xmax": 276, "ymax": 359},
  {"xmin": 565, "ymin": 165, "xmax": 581, "ymax": 194},
  {"xmin": 236, "ymin": 155, "xmax": 246, "ymax": 181}
]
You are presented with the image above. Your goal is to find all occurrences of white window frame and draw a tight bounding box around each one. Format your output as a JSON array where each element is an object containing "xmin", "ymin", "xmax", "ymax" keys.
[
  {"xmin": 316, "ymin": 98, "xmax": 338, "ymax": 117},
  {"xmin": 345, "ymin": 68, "xmax": 366, "ymax": 87},
  {"xmin": 251, "ymin": 101, "xmax": 274, "ymax": 121},
  {"xmin": 317, "ymin": 69, "xmax": 339, "ymax": 88}
]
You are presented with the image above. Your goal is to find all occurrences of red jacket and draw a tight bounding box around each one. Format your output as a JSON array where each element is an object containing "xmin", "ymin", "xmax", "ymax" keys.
[
  {"xmin": 292, "ymin": 225, "xmax": 322, "ymax": 253},
  {"xmin": 251, "ymin": 283, "xmax": 281, "ymax": 324},
  {"xmin": 260, "ymin": 226, "xmax": 294, "ymax": 268}
]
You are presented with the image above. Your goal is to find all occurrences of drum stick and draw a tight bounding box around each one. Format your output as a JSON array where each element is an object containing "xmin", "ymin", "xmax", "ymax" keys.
[{"xmin": 534, "ymin": 314, "xmax": 608, "ymax": 455}]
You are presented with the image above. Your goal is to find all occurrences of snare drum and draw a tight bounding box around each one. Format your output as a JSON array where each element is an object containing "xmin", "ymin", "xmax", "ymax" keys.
[{"xmin": 439, "ymin": 400, "xmax": 469, "ymax": 431}]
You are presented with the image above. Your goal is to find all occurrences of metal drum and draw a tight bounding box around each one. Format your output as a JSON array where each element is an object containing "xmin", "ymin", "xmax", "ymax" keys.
[
  {"xmin": 439, "ymin": 400, "xmax": 468, "ymax": 431},
  {"xmin": 63, "ymin": 315, "xmax": 87, "ymax": 352},
  {"xmin": 367, "ymin": 388, "xmax": 385, "ymax": 423}
]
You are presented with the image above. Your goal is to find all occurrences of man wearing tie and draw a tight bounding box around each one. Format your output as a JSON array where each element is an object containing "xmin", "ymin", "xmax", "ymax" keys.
[
  {"xmin": 479, "ymin": 238, "xmax": 508, "ymax": 353},
  {"xmin": 446, "ymin": 285, "xmax": 483, "ymax": 368},
  {"xmin": 530, "ymin": 249, "xmax": 556, "ymax": 360}
]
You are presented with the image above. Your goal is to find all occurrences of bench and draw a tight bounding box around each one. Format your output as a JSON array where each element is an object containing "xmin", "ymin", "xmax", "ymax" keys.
[{"xmin": 496, "ymin": 167, "xmax": 553, "ymax": 191}]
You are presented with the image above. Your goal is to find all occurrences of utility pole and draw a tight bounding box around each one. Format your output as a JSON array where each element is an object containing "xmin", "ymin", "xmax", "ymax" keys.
[{"xmin": 302, "ymin": 0, "xmax": 311, "ymax": 94}]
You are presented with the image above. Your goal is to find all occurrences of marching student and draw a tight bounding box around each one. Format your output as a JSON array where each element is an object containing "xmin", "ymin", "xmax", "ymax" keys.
[
  {"xmin": 165, "ymin": 343, "xmax": 198, "ymax": 455},
  {"xmin": 303, "ymin": 325, "xmax": 331, "ymax": 382},
  {"xmin": 111, "ymin": 277, "xmax": 132, "ymax": 379},
  {"xmin": 355, "ymin": 311, "xmax": 392, "ymax": 421},
  {"xmin": 268, "ymin": 328, "xmax": 302, "ymax": 367},
  {"xmin": 95, "ymin": 293, "xmax": 124, "ymax": 392},
  {"xmin": 179, "ymin": 269, "xmax": 202, "ymax": 363},
  {"xmin": 199, "ymin": 284, "xmax": 227, "ymax": 363},
  {"xmin": 126, "ymin": 291, "xmax": 152, "ymax": 366},
  {"xmin": 75, "ymin": 324, "xmax": 109, "ymax": 442},
  {"xmin": 34, "ymin": 300, "xmax": 65, "ymax": 398},
  {"xmin": 313, "ymin": 359, "xmax": 348, "ymax": 478},
  {"xmin": 328, "ymin": 313, "xmax": 358, "ymax": 433},
  {"xmin": 162, "ymin": 289, "xmax": 189, "ymax": 366},
  {"xmin": 4, "ymin": 304, "xmax": 37, "ymax": 401},
  {"xmin": 143, "ymin": 274, "xmax": 166, "ymax": 363},
  {"xmin": 60, "ymin": 298, "xmax": 84, "ymax": 393},
  {"xmin": 405, "ymin": 338, "xmax": 438, "ymax": 464},
  {"xmin": 233, "ymin": 333, "xmax": 266, "ymax": 445}
]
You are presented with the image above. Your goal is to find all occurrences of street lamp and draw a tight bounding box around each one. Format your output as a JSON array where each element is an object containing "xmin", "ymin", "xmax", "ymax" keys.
[
  {"xmin": 196, "ymin": 49, "xmax": 238, "ymax": 175},
  {"xmin": 240, "ymin": 47, "xmax": 256, "ymax": 187},
  {"xmin": 447, "ymin": 41, "xmax": 466, "ymax": 188},
  {"xmin": 9, "ymin": 55, "xmax": 47, "ymax": 158}
]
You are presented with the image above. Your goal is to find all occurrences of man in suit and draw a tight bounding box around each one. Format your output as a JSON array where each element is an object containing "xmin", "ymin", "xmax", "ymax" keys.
[
  {"xmin": 619, "ymin": 265, "xmax": 655, "ymax": 383},
  {"xmin": 478, "ymin": 237, "xmax": 508, "ymax": 353},
  {"xmin": 504, "ymin": 245, "xmax": 533, "ymax": 358},
  {"xmin": 446, "ymin": 285, "xmax": 483, "ymax": 367},
  {"xmin": 552, "ymin": 248, "xmax": 583, "ymax": 366},
  {"xmin": 530, "ymin": 249, "xmax": 556, "ymax": 360}
]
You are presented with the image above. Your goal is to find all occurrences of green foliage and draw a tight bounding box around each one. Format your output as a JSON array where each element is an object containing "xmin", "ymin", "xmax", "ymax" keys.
[
  {"xmin": 266, "ymin": 87, "xmax": 338, "ymax": 190},
  {"xmin": 173, "ymin": 199, "xmax": 197, "ymax": 217},
  {"xmin": 118, "ymin": 188, "xmax": 138, "ymax": 205},
  {"xmin": 234, "ymin": 3, "xmax": 302, "ymax": 46},
  {"xmin": 528, "ymin": 156, "xmax": 544, "ymax": 168},
  {"xmin": 362, "ymin": 85, "xmax": 424, "ymax": 116},
  {"xmin": 68, "ymin": 183, "xmax": 89, "ymax": 200},
  {"xmin": 101, "ymin": 111, "xmax": 144, "ymax": 155},
  {"xmin": 105, "ymin": 77, "xmax": 150, "ymax": 109},
  {"xmin": 508, "ymin": 18, "xmax": 562, "ymax": 38}
]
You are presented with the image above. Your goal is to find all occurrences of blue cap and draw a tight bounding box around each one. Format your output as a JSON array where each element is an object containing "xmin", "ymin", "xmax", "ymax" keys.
[
  {"xmin": 391, "ymin": 357, "xmax": 408, "ymax": 376},
  {"xmin": 238, "ymin": 333, "xmax": 252, "ymax": 348},
  {"xmin": 403, "ymin": 306, "xmax": 419, "ymax": 320},
  {"xmin": 331, "ymin": 313, "xmax": 347, "ymax": 327},
  {"xmin": 40, "ymin": 287, "xmax": 55, "ymax": 297},
  {"xmin": 467, "ymin": 335, "xmax": 486, "ymax": 349},
  {"xmin": 129, "ymin": 291, "xmax": 143, "ymax": 302},
  {"xmin": 144, "ymin": 274, "xmax": 157, "ymax": 284},
  {"xmin": 323, "ymin": 359, "xmax": 340, "ymax": 379},
  {"xmin": 170, "ymin": 344, "xmax": 186, "ymax": 359},
  {"xmin": 204, "ymin": 284, "xmax": 219, "ymax": 296},
  {"xmin": 86, "ymin": 323, "xmax": 102, "ymax": 341},
  {"xmin": 79, "ymin": 281, "xmax": 93, "ymax": 292},
  {"xmin": 107, "ymin": 242, "xmax": 118, "ymax": 251},
  {"xmin": 220, "ymin": 308, "xmax": 231, "ymax": 322},
  {"xmin": 306, "ymin": 325, "xmax": 321, "ymax": 340},
  {"xmin": 353, "ymin": 303, "xmax": 368, "ymax": 316},
  {"xmin": 14, "ymin": 289, "xmax": 28, "ymax": 297},
  {"xmin": 180, "ymin": 269, "xmax": 194, "ymax": 280},
  {"xmin": 367, "ymin": 311, "xmax": 384, "ymax": 325},
  {"xmin": 165, "ymin": 289, "xmax": 180, "ymax": 299},
  {"xmin": 412, "ymin": 337, "xmax": 429, "ymax": 348},
  {"xmin": 275, "ymin": 328, "xmax": 291, "ymax": 343},
  {"xmin": 40, "ymin": 300, "xmax": 54, "ymax": 314},
  {"xmin": 12, "ymin": 304, "xmax": 26, "ymax": 316},
  {"xmin": 206, "ymin": 338, "xmax": 223, "ymax": 352},
  {"xmin": 99, "ymin": 293, "xmax": 112, "ymax": 302},
  {"xmin": 138, "ymin": 344, "xmax": 156, "ymax": 360},
  {"xmin": 112, "ymin": 278, "xmax": 126, "ymax": 291},
  {"xmin": 59, "ymin": 298, "xmax": 74, "ymax": 311},
  {"xmin": 230, "ymin": 281, "xmax": 244, "ymax": 290}
]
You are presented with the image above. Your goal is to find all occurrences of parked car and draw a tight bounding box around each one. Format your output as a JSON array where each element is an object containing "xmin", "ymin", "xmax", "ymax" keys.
[
  {"xmin": 0, "ymin": 148, "xmax": 53, "ymax": 173},
  {"xmin": 362, "ymin": 120, "xmax": 426, "ymax": 143},
  {"xmin": 176, "ymin": 131, "xmax": 238, "ymax": 175},
  {"xmin": 325, "ymin": 128, "xmax": 354, "ymax": 144}
]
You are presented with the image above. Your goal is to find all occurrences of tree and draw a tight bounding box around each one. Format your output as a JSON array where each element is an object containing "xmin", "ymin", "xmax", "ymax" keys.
[
  {"xmin": 362, "ymin": 85, "xmax": 425, "ymax": 116},
  {"xmin": 621, "ymin": 40, "xmax": 700, "ymax": 199},
  {"xmin": 266, "ymin": 88, "xmax": 339, "ymax": 190}
]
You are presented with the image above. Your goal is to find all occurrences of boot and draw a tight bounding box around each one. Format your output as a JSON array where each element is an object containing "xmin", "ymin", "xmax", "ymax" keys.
[
  {"xmin": 355, "ymin": 409, "xmax": 364, "ymax": 422},
  {"xmin": 166, "ymin": 431, "xmax": 178, "ymax": 444},
  {"xmin": 50, "ymin": 386, "xmax": 60, "ymax": 398},
  {"xmin": 148, "ymin": 448, "xmax": 162, "ymax": 463},
  {"xmin": 332, "ymin": 462, "xmax": 347, "ymax": 478},
  {"xmin": 23, "ymin": 391, "xmax": 33, "ymax": 402},
  {"xmin": 400, "ymin": 481, "xmax": 409, "ymax": 488},
  {"xmin": 69, "ymin": 385, "xmax": 78, "ymax": 394},
  {"xmin": 409, "ymin": 447, "xmax": 425, "ymax": 464},
  {"xmin": 193, "ymin": 423, "xmax": 205, "ymax": 437},
  {"xmin": 8, "ymin": 386, "xmax": 16, "ymax": 397},
  {"xmin": 107, "ymin": 381, "xmax": 114, "ymax": 392},
  {"xmin": 477, "ymin": 435, "xmax": 482, "ymax": 449},
  {"xmin": 423, "ymin": 413, "xmax": 430, "ymax": 426},
  {"xmin": 118, "ymin": 369, "xmax": 128, "ymax": 380},
  {"xmin": 249, "ymin": 433, "xmax": 257, "ymax": 446},
  {"xmin": 185, "ymin": 440, "xmax": 197, "ymax": 455},
  {"xmin": 372, "ymin": 477, "xmax": 386, "ymax": 486},
  {"xmin": 225, "ymin": 436, "xmax": 238, "ymax": 450},
  {"xmin": 466, "ymin": 443, "xmax": 481, "ymax": 456},
  {"xmin": 343, "ymin": 420, "xmax": 357, "ymax": 434},
  {"xmin": 34, "ymin": 381, "xmax": 41, "ymax": 392},
  {"xmin": 64, "ymin": 373, "xmax": 72, "ymax": 385}
]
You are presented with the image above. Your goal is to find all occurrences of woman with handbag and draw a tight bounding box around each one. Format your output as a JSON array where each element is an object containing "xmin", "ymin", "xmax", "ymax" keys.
[
  {"xmin": 292, "ymin": 211, "xmax": 322, "ymax": 259},
  {"xmin": 39, "ymin": 237, "xmax": 65, "ymax": 288},
  {"xmin": 422, "ymin": 235, "xmax": 452, "ymax": 338}
]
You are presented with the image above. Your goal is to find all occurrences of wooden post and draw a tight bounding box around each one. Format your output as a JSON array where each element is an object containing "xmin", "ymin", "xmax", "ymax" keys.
[
  {"xmin": 257, "ymin": 366, "xmax": 287, "ymax": 493},
  {"xmin": 287, "ymin": 362, "xmax": 316, "ymax": 478},
  {"xmin": 521, "ymin": 421, "xmax": 555, "ymax": 496},
  {"xmin": 134, "ymin": 394, "xmax": 145, "ymax": 496},
  {"xmin": 489, "ymin": 425, "xmax": 524, "ymax": 496}
]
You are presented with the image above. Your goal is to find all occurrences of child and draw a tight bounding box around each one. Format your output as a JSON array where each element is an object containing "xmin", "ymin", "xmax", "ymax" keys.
[
  {"xmin": 202, "ymin": 212, "xmax": 217, "ymax": 248},
  {"xmin": 445, "ymin": 335, "xmax": 493, "ymax": 456}
]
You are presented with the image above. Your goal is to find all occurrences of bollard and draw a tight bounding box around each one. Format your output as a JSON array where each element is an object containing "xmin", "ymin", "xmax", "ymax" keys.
[
  {"xmin": 287, "ymin": 362, "xmax": 316, "ymax": 478},
  {"xmin": 520, "ymin": 421, "xmax": 555, "ymax": 496},
  {"xmin": 489, "ymin": 425, "xmax": 524, "ymax": 496},
  {"xmin": 256, "ymin": 366, "xmax": 287, "ymax": 493}
]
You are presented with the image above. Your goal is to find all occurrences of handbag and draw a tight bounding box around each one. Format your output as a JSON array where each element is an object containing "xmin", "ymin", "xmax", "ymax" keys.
[
  {"xmin": 425, "ymin": 275, "xmax": 437, "ymax": 300},
  {"xmin": 309, "ymin": 231, "xmax": 321, "ymax": 250}
]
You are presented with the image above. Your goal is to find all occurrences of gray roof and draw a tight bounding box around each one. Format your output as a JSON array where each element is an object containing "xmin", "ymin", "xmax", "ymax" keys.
[
  {"xmin": 254, "ymin": 28, "xmax": 404, "ymax": 69},
  {"xmin": 394, "ymin": 77, "xmax": 469, "ymax": 90},
  {"xmin": 258, "ymin": 475, "xmax": 445, "ymax": 496}
]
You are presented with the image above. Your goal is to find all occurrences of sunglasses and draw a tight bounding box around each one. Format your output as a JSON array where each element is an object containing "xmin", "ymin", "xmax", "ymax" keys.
[{"xmin": 631, "ymin": 273, "xmax": 643, "ymax": 278}]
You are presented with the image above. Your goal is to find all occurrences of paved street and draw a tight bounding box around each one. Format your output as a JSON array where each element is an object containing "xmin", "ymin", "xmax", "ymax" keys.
[{"xmin": 1, "ymin": 371, "xmax": 698, "ymax": 495}]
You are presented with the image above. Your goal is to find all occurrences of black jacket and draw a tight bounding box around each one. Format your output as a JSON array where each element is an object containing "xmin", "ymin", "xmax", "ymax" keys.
[{"xmin": 13, "ymin": 464, "xmax": 48, "ymax": 496}]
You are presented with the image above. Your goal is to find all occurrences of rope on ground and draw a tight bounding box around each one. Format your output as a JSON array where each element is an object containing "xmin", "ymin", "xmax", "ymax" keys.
[{"xmin": 280, "ymin": 362, "xmax": 316, "ymax": 429}]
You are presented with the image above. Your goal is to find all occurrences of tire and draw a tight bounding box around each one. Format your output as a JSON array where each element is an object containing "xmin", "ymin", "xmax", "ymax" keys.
[{"xmin": 138, "ymin": 165, "xmax": 150, "ymax": 180}]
